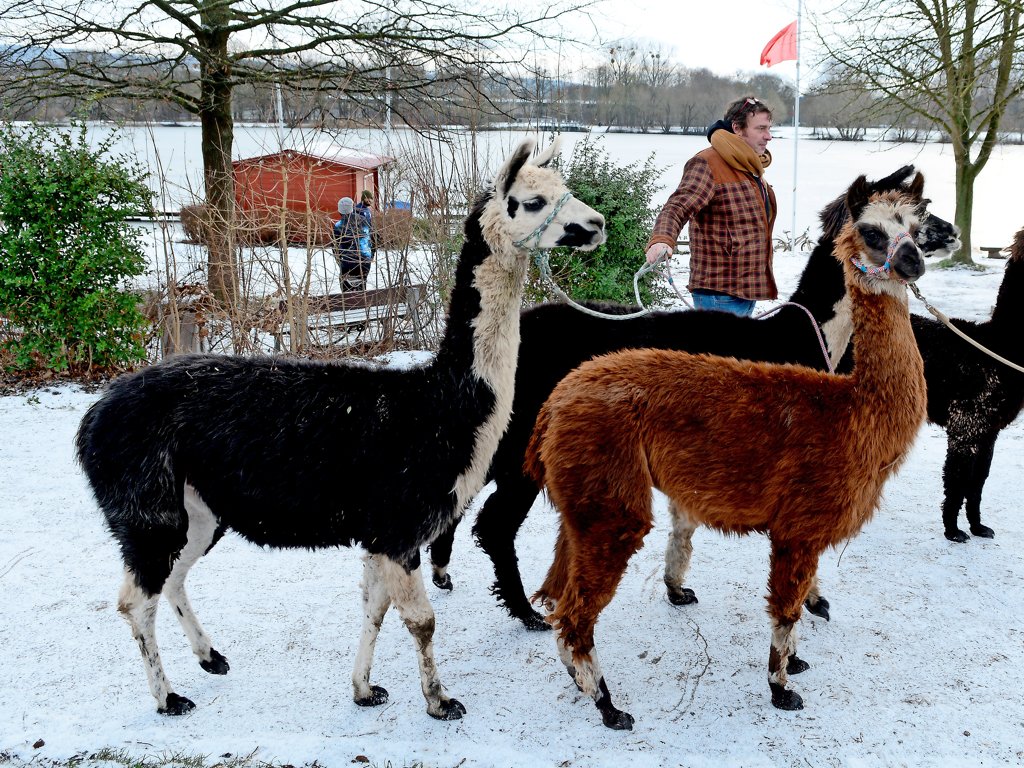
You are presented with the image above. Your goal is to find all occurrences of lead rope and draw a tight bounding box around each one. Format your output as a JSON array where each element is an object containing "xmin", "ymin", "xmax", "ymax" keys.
[
  {"xmin": 909, "ymin": 283, "xmax": 1024, "ymax": 374},
  {"xmin": 525, "ymin": 192, "xmax": 654, "ymax": 320},
  {"xmin": 851, "ymin": 231, "xmax": 1024, "ymax": 374},
  {"xmin": 512, "ymin": 191, "xmax": 574, "ymax": 252},
  {"xmin": 538, "ymin": 245, "xmax": 836, "ymax": 372}
]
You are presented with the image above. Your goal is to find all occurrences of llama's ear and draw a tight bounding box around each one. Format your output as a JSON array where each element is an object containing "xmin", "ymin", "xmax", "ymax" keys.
[
  {"xmin": 496, "ymin": 139, "xmax": 537, "ymax": 197},
  {"xmin": 533, "ymin": 135, "xmax": 562, "ymax": 168},
  {"xmin": 846, "ymin": 175, "xmax": 871, "ymax": 221},
  {"xmin": 906, "ymin": 172, "xmax": 925, "ymax": 201},
  {"xmin": 873, "ymin": 164, "xmax": 915, "ymax": 192}
]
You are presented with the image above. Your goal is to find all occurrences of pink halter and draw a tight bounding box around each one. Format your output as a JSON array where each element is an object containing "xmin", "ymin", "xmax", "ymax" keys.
[{"xmin": 851, "ymin": 231, "xmax": 914, "ymax": 280}]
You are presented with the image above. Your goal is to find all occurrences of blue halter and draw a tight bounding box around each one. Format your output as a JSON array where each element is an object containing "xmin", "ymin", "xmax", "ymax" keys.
[{"xmin": 512, "ymin": 191, "xmax": 573, "ymax": 251}]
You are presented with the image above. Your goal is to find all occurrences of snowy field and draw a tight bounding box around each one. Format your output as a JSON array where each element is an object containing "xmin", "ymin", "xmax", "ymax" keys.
[
  {"xmin": 1, "ymin": 243, "xmax": 1022, "ymax": 767},
  {"xmin": 94, "ymin": 123, "xmax": 1024, "ymax": 257}
]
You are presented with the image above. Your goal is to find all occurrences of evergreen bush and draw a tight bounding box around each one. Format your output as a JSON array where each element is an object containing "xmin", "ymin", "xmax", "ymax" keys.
[
  {"xmin": 0, "ymin": 122, "xmax": 151, "ymax": 372},
  {"xmin": 526, "ymin": 136, "xmax": 667, "ymax": 306}
]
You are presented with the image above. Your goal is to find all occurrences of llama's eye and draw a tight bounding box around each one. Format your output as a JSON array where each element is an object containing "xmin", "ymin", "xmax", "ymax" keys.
[
  {"xmin": 523, "ymin": 198, "xmax": 547, "ymax": 213},
  {"xmin": 858, "ymin": 225, "xmax": 888, "ymax": 250}
]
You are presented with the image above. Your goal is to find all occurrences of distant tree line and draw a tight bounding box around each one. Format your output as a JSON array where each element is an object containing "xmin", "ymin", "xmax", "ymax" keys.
[{"xmin": 9, "ymin": 44, "xmax": 1024, "ymax": 144}]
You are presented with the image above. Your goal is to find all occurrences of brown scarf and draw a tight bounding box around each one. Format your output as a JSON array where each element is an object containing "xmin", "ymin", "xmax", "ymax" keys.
[{"xmin": 709, "ymin": 130, "xmax": 772, "ymax": 177}]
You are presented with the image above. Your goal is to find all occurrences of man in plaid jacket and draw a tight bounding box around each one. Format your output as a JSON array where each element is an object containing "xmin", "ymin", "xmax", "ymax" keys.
[{"xmin": 645, "ymin": 96, "xmax": 778, "ymax": 317}]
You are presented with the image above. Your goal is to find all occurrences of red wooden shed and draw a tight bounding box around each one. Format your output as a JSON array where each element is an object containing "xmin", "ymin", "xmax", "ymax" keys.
[{"xmin": 232, "ymin": 145, "xmax": 394, "ymax": 219}]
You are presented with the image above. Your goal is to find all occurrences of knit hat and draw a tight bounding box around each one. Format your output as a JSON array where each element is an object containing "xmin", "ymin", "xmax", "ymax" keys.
[{"xmin": 338, "ymin": 197, "xmax": 354, "ymax": 214}]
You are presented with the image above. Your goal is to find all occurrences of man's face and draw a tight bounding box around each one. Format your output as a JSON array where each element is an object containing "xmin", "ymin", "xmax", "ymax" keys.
[{"xmin": 734, "ymin": 112, "xmax": 773, "ymax": 155}]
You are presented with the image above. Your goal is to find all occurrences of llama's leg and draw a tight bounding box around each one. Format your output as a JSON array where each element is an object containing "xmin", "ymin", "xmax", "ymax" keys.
[
  {"xmin": 803, "ymin": 574, "xmax": 831, "ymax": 621},
  {"xmin": 964, "ymin": 433, "xmax": 998, "ymax": 539},
  {"xmin": 941, "ymin": 427, "xmax": 974, "ymax": 542},
  {"xmin": 380, "ymin": 554, "xmax": 466, "ymax": 720},
  {"xmin": 118, "ymin": 569, "xmax": 194, "ymax": 715},
  {"xmin": 664, "ymin": 499, "xmax": 698, "ymax": 606},
  {"xmin": 352, "ymin": 554, "xmax": 392, "ymax": 707},
  {"xmin": 552, "ymin": 513, "xmax": 651, "ymax": 730},
  {"xmin": 533, "ymin": 524, "xmax": 571, "ymax": 616},
  {"xmin": 537, "ymin": 525, "xmax": 579, "ymax": 683},
  {"xmin": 764, "ymin": 540, "xmax": 819, "ymax": 711},
  {"xmin": 162, "ymin": 484, "xmax": 229, "ymax": 675},
  {"xmin": 473, "ymin": 473, "xmax": 548, "ymax": 630},
  {"xmin": 428, "ymin": 520, "xmax": 457, "ymax": 591}
]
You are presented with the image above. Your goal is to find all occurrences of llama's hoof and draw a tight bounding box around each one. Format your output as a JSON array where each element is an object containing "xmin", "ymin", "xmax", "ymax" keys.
[
  {"xmin": 787, "ymin": 655, "xmax": 810, "ymax": 675},
  {"xmin": 520, "ymin": 609, "xmax": 552, "ymax": 631},
  {"xmin": 200, "ymin": 649, "xmax": 230, "ymax": 675},
  {"xmin": 354, "ymin": 685, "xmax": 389, "ymax": 707},
  {"xmin": 158, "ymin": 692, "xmax": 196, "ymax": 716},
  {"xmin": 970, "ymin": 524, "xmax": 995, "ymax": 539},
  {"xmin": 667, "ymin": 587, "xmax": 698, "ymax": 606},
  {"xmin": 805, "ymin": 596, "xmax": 830, "ymax": 621},
  {"xmin": 769, "ymin": 682, "xmax": 804, "ymax": 711},
  {"xmin": 432, "ymin": 572, "xmax": 453, "ymax": 591},
  {"xmin": 430, "ymin": 698, "xmax": 467, "ymax": 720},
  {"xmin": 600, "ymin": 708, "xmax": 635, "ymax": 730},
  {"xmin": 944, "ymin": 528, "xmax": 970, "ymax": 543}
]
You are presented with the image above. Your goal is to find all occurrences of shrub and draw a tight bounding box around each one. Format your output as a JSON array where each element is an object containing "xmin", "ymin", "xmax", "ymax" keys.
[
  {"xmin": 0, "ymin": 122, "xmax": 151, "ymax": 372},
  {"xmin": 525, "ymin": 136, "xmax": 668, "ymax": 306}
]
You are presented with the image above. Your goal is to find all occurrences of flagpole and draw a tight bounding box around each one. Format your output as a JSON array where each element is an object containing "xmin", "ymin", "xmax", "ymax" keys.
[{"xmin": 792, "ymin": 0, "xmax": 802, "ymax": 250}]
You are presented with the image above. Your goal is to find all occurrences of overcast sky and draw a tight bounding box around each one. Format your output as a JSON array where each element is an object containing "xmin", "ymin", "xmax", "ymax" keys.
[{"xmin": 582, "ymin": 0, "xmax": 808, "ymax": 78}]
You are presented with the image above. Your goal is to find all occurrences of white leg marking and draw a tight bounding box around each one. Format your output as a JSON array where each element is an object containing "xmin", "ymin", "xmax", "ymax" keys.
[
  {"xmin": 806, "ymin": 576, "xmax": 821, "ymax": 607},
  {"xmin": 664, "ymin": 500, "xmax": 698, "ymax": 594},
  {"xmin": 380, "ymin": 556, "xmax": 455, "ymax": 717},
  {"xmin": 572, "ymin": 651, "xmax": 602, "ymax": 699},
  {"xmin": 553, "ymin": 624, "xmax": 575, "ymax": 675},
  {"xmin": 769, "ymin": 620, "xmax": 798, "ymax": 687},
  {"xmin": 164, "ymin": 483, "xmax": 219, "ymax": 663},
  {"xmin": 118, "ymin": 569, "xmax": 173, "ymax": 708},
  {"xmin": 352, "ymin": 554, "xmax": 392, "ymax": 702}
]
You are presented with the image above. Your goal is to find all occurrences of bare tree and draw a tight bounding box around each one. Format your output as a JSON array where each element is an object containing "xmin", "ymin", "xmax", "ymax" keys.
[
  {"xmin": 0, "ymin": 0, "xmax": 591, "ymax": 300},
  {"xmin": 816, "ymin": 0, "xmax": 1024, "ymax": 263}
]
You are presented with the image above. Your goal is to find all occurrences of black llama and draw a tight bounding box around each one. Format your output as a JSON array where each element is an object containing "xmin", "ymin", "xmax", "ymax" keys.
[
  {"xmin": 75, "ymin": 138, "xmax": 605, "ymax": 718},
  {"xmin": 428, "ymin": 167, "xmax": 960, "ymax": 630},
  {"xmin": 911, "ymin": 227, "xmax": 1024, "ymax": 541}
]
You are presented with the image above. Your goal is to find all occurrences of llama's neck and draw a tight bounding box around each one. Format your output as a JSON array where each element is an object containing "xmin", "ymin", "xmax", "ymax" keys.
[
  {"xmin": 789, "ymin": 239, "xmax": 853, "ymax": 366},
  {"xmin": 989, "ymin": 254, "xmax": 1024, "ymax": 332},
  {"xmin": 846, "ymin": 266, "xmax": 927, "ymax": 438},
  {"xmin": 436, "ymin": 208, "xmax": 528, "ymax": 513}
]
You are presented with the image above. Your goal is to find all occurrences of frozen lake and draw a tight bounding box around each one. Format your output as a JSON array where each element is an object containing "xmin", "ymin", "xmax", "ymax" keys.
[{"xmin": 93, "ymin": 123, "xmax": 1024, "ymax": 255}]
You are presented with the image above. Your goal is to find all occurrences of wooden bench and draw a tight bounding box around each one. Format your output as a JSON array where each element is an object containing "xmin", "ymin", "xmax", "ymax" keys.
[
  {"xmin": 981, "ymin": 246, "xmax": 1008, "ymax": 259},
  {"xmin": 275, "ymin": 284, "xmax": 425, "ymax": 350}
]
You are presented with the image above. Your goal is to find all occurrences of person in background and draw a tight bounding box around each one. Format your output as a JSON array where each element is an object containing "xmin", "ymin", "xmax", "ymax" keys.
[
  {"xmin": 356, "ymin": 189, "xmax": 376, "ymax": 256},
  {"xmin": 333, "ymin": 196, "xmax": 373, "ymax": 291},
  {"xmin": 644, "ymin": 96, "xmax": 778, "ymax": 317}
]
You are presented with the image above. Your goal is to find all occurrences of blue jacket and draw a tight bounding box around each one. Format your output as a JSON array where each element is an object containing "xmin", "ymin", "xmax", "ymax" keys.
[{"xmin": 333, "ymin": 210, "xmax": 372, "ymax": 264}]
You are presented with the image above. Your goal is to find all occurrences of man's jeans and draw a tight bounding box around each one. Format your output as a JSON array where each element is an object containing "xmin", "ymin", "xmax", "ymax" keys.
[{"xmin": 691, "ymin": 290, "xmax": 756, "ymax": 317}]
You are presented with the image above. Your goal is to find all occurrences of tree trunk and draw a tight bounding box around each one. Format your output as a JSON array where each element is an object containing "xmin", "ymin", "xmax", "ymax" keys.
[
  {"xmin": 199, "ymin": 13, "xmax": 238, "ymax": 305},
  {"xmin": 952, "ymin": 152, "xmax": 977, "ymax": 266}
]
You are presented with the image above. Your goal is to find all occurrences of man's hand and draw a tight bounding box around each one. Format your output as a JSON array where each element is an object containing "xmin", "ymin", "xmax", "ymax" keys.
[{"xmin": 645, "ymin": 242, "xmax": 673, "ymax": 264}]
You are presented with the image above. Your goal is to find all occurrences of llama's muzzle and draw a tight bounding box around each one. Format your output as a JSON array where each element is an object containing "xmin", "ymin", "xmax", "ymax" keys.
[{"xmin": 556, "ymin": 216, "xmax": 607, "ymax": 250}]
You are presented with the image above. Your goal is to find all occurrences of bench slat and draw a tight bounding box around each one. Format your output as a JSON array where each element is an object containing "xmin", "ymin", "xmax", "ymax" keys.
[{"xmin": 276, "ymin": 284, "xmax": 425, "ymax": 348}]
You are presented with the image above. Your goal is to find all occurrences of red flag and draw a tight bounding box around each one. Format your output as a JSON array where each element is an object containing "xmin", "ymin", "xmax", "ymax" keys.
[{"xmin": 760, "ymin": 21, "xmax": 798, "ymax": 66}]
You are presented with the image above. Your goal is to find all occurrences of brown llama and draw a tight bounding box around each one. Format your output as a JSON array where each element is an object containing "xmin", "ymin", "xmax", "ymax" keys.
[{"xmin": 524, "ymin": 177, "xmax": 929, "ymax": 729}]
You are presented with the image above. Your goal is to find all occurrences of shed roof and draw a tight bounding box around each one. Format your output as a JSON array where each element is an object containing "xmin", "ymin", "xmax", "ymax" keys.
[{"xmin": 233, "ymin": 143, "xmax": 395, "ymax": 171}]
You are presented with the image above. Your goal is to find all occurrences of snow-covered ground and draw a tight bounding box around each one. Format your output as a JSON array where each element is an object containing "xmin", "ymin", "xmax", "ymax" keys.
[
  {"xmin": 1, "ymin": 246, "xmax": 1021, "ymax": 767},
  {"xmin": 95, "ymin": 123, "xmax": 1024, "ymax": 255}
]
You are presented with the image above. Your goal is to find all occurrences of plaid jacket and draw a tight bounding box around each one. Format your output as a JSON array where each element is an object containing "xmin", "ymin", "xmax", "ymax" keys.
[{"xmin": 649, "ymin": 148, "xmax": 778, "ymax": 300}]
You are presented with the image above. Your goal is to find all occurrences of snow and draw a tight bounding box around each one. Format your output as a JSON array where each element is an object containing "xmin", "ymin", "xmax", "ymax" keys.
[
  {"xmin": 1, "ymin": 245, "xmax": 1022, "ymax": 767},
  {"xmin": 93, "ymin": 124, "xmax": 1024, "ymax": 253}
]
